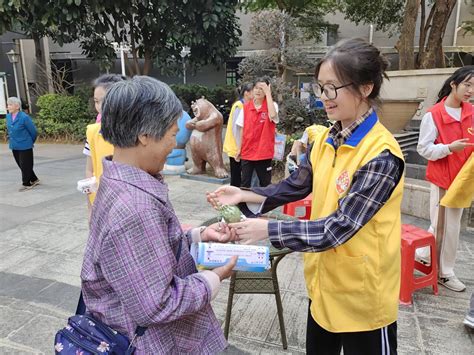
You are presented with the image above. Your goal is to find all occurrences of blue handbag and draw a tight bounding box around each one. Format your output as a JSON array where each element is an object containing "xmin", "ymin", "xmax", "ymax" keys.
[{"xmin": 54, "ymin": 240, "xmax": 182, "ymax": 354}]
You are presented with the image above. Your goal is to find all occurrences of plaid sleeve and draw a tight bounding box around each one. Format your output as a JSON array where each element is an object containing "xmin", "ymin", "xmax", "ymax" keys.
[
  {"xmin": 100, "ymin": 210, "xmax": 212, "ymax": 326},
  {"xmin": 269, "ymin": 150, "xmax": 404, "ymax": 252}
]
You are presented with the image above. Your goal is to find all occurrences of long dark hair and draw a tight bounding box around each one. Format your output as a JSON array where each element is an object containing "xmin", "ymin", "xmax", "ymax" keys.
[
  {"xmin": 314, "ymin": 38, "xmax": 389, "ymax": 107},
  {"xmin": 436, "ymin": 66, "xmax": 474, "ymax": 103}
]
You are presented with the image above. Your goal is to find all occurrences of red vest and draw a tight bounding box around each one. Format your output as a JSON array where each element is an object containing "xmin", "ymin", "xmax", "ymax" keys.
[
  {"xmin": 241, "ymin": 99, "xmax": 276, "ymax": 161},
  {"xmin": 425, "ymin": 98, "xmax": 474, "ymax": 189}
]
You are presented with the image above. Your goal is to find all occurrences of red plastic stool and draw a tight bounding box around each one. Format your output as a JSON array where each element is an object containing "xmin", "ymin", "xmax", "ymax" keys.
[
  {"xmin": 282, "ymin": 194, "xmax": 313, "ymax": 220},
  {"xmin": 400, "ymin": 224, "xmax": 438, "ymax": 305}
]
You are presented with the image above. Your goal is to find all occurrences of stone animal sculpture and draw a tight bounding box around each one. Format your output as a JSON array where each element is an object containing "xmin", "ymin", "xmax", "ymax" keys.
[{"xmin": 186, "ymin": 98, "xmax": 228, "ymax": 178}]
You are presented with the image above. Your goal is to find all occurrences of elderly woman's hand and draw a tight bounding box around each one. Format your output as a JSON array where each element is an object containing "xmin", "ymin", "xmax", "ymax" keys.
[
  {"xmin": 228, "ymin": 218, "xmax": 269, "ymax": 245},
  {"xmin": 206, "ymin": 186, "xmax": 243, "ymax": 209},
  {"xmin": 201, "ymin": 222, "xmax": 237, "ymax": 243}
]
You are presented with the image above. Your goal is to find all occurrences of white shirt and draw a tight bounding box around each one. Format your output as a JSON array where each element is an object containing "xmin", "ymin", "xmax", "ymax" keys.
[
  {"xmin": 236, "ymin": 101, "xmax": 279, "ymax": 128},
  {"xmin": 417, "ymin": 105, "xmax": 461, "ymax": 161}
]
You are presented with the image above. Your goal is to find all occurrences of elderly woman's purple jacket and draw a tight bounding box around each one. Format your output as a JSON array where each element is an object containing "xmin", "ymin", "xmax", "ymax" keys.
[{"xmin": 81, "ymin": 157, "xmax": 227, "ymax": 354}]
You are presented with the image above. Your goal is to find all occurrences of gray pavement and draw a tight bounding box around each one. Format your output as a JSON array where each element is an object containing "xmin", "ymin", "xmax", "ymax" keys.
[{"xmin": 0, "ymin": 143, "xmax": 473, "ymax": 354}]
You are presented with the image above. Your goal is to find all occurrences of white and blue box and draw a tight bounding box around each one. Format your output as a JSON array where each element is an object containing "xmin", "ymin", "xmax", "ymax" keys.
[{"xmin": 195, "ymin": 242, "xmax": 270, "ymax": 272}]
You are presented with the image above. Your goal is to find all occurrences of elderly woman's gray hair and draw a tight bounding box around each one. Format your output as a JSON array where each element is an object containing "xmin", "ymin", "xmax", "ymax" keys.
[
  {"xmin": 101, "ymin": 76, "xmax": 182, "ymax": 148},
  {"xmin": 7, "ymin": 97, "xmax": 21, "ymax": 107},
  {"xmin": 93, "ymin": 74, "xmax": 127, "ymax": 90}
]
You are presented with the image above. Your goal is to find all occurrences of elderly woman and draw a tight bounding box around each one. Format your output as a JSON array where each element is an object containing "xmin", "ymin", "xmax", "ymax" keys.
[
  {"xmin": 81, "ymin": 76, "xmax": 236, "ymax": 354},
  {"xmin": 6, "ymin": 97, "xmax": 39, "ymax": 191}
]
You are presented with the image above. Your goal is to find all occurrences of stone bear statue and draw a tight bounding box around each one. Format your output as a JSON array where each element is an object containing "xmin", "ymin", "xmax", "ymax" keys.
[{"xmin": 185, "ymin": 98, "xmax": 228, "ymax": 178}]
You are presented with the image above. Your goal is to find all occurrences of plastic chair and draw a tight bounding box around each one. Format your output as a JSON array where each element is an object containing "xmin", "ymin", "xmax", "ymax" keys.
[
  {"xmin": 201, "ymin": 212, "xmax": 295, "ymax": 349},
  {"xmin": 282, "ymin": 193, "xmax": 313, "ymax": 220},
  {"xmin": 400, "ymin": 224, "xmax": 438, "ymax": 305}
]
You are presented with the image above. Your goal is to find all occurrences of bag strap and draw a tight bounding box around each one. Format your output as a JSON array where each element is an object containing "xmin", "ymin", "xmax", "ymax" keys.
[{"xmin": 75, "ymin": 238, "xmax": 183, "ymax": 336}]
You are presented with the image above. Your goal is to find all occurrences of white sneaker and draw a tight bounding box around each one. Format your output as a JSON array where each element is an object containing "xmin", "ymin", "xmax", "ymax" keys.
[
  {"xmin": 438, "ymin": 276, "xmax": 466, "ymax": 292},
  {"xmin": 463, "ymin": 315, "xmax": 474, "ymax": 329}
]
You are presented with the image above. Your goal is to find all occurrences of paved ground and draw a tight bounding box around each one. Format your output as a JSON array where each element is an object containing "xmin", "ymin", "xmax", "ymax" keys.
[{"xmin": 0, "ymin": 143, "xmax": 472, "ymax": 354}]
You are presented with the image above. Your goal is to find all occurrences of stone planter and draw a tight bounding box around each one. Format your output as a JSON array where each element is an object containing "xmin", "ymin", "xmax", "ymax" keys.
[{"xmin": 377, "ymin": 99, "xmax": 423, "ymax": 133}]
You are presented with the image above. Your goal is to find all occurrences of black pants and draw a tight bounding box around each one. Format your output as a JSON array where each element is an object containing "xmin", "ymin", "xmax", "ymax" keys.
[
  {"xmin": 12, "ymin": 149, "xmax": 38, "ymax": 186},
  {"xmin": 229, "ymin": 157, "xmax": 241, "ymax": 187},
  {"xmin": 241, "ymin": 159, "xmax": 272, "ymax": 188},
  {"xmin": 306, "ymin": 301, "xmax": 397, "ymax": 355}
]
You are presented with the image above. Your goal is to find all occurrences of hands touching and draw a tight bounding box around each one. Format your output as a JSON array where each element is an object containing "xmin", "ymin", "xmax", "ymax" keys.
[
  {"xmin": 201, "ymin": 222, "xmax": 236, "ymax": 243},
  {"xmin": 228, "ymin": 218, "xmax": 269, "ymax": 245}
]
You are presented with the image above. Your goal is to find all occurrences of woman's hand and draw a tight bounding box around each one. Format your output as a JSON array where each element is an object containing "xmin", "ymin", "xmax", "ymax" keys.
[
  {"xmin": 448, "ymin": 138, "xmax": 474, "ymax": 152},
  {"xmin": 206, "ymin": 186, "xmax": 243, "ymax": 208},
  {"xmin": 212, "ymin": 256, "xmax": 238, "ymax": 281},
  {"xmin": 228, "ymin": 218, "xmax": 269, "ymax": 245},
  {"xmin": 201, "ymin": 222, "xmax": 237, "ymax": 243}
]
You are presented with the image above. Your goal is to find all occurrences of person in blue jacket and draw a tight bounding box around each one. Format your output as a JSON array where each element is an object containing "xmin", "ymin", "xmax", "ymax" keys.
[{"xmin": 6, "ymin": 97, "xmax": 40, "ymax": 191}]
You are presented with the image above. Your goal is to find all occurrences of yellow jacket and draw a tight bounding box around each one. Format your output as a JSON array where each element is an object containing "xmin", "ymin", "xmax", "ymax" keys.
[
  {"xmin": 305, "ymin": 124, "xmax": 327, "ymax": 145},
  {"xmin": 440, "ymin": 153, "xmax": 474, "ymax": 208},
  {"xmin": 223, "ymin": 100, "xmax": 243, "ymax": 158},
  {"xmin": 86, "ymin": 123, "xmax": 114, "ymax": 204},
  {"xmin": 306, "ymin": 113, "xmax": 404, "ymax": 332}
]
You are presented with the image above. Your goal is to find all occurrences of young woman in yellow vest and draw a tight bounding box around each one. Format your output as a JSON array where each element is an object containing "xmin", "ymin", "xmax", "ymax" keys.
[
  {"xmin": 208, "ymin": 38, "xmax": 405, "ymax": 354},
  {"xmin": 223, "ymin": 83, "xmax": 254, "ymax": 187},
  {"xmin": 83, "ymin": 74, "xmax": 126, "ymax": 213},
  {"xmin": 416, "ymin": 66, "xmax": 474, "ymax": 292}
]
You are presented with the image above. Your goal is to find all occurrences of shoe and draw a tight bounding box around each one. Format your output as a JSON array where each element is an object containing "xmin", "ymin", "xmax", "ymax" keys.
[
  {"xmin": 463, "ymin": 315, "xmax": 474, "ymax": 329},
  {"xmin": 438, "ymin": 276, "xmax": 466, "ymax": 292},
  {"xmin": 18, "ymin": 185, "xmax": 34, "ymax": 192},
  {"xmin": 30, "ymin": 179, "xmax": 40, "ymax": 187}
]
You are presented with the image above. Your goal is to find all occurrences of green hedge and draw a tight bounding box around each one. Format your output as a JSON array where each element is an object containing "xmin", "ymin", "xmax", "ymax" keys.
[
  {"xmin": 36, "ymin": 94, "xmax": 95, "ymax": 141},
  {"xmin": 170, "ymin": 84, "xmax": 238, "ymax": 122}
]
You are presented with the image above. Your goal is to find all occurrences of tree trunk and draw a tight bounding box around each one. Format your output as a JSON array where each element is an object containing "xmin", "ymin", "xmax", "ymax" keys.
[
  {"xmin": 143, "ymin": 49, "xmax": 152, "ymax": 76},
  {"xmin": 32, "ymin": 33, "xmax": 54, "ymax": 95},
  {"xmin": 418, "ymin": 0, "xmax": 457, "ymax": 69},
  {"xmin": 396, "ymin": 0, "xmax": 420, "ymax": 70}
]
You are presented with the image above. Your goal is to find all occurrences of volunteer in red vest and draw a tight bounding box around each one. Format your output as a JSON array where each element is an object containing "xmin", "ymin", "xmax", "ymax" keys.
[
  {"xmin": 223, "ymin": 83, "xmax": 254, "ymax": 187},
  {"xmin": 236, "ymin": 77, "xmax": 279, "ymax": 188},
  {"xmin": 208, "ymin": 38, "xmax": 405, "ymax": 353},
  {"xmin": 416, "ymin": 66, "xmax": 474, "ymax": 292}
]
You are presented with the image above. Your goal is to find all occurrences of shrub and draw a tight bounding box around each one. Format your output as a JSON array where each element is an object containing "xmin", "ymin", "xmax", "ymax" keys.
[
  {"xmin": 36, "ymin": 94, "xmax": 95, "ymax": 141},
  {"xmin": 0, "ymin": 117, "xmax": 6, "ymax": 141}
]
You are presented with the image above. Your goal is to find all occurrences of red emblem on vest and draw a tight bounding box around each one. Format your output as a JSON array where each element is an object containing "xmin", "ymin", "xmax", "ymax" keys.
[
  {"xmin": 468, "ymin": 127, "xmax": 474, "ymax": 136},
  {"xmin": 336, "ymin": 170, "xmax": 350, "ymax": 195}
]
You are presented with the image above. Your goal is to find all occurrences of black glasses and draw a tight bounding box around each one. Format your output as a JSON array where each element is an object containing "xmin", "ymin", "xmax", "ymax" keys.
[{"xmin": 312, "ymin": 82, "xmax": 353, "ymax": 100}]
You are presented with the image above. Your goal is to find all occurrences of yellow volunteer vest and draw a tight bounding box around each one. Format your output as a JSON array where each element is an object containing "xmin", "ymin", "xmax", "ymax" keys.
[
  {"xmin": 306, "ymin": 113, "xmax": 404, "ymax": 332},
  {"xmin": 305, "ymin": 124, "xmax": 327, "ymax": 145},
  {"xmin": 86, "ymin": 123, "xmax": 114, "ymax": 204},
  {"xmin": 440, "ymin": 153, "xmax": 474, "ymax": 208},
  {"xmin": 223, "ymin": 100, "xmax": 243, "ymax": 158}
]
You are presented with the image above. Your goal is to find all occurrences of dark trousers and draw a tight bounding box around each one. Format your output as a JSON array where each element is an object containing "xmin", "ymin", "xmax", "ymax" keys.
[
  {"xmin": 12, "ymin": 149, "xmax": 38, "ymax": 186},
  {"xmin": 229, "ymin": 157, "xmax": 241, "ymax": 187},
  {"xmin": 241, "ymin": 159, "xmax": 272, "ymax": 188},
  {"xmin": 306, "ymin": 301, "xmax": 397, "ymax": 355}
]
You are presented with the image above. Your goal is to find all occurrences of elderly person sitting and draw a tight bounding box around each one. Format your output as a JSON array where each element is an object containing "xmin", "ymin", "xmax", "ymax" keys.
[
  {"xmin": 81, "ymin": 76, "xmax": 237, "ymax": 354},
  {"xmin": 5, "ymin": 97, "xmax": 40, "ymax": 191}
]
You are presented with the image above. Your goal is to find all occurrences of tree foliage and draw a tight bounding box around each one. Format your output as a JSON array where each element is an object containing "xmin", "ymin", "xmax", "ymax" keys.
[
  {"xmin": 0, "ymin": 0, "xmax": 242, "ymax": 76},
  {"xmin": 243, "ymin": 0, "xmax": 332, "ymax": 41},
  {"xmin": 247, "ymin": 10, "xmax": 315, "ymax": 81}
]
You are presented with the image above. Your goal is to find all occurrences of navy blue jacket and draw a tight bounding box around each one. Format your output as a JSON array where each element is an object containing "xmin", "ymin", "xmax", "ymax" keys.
[{"xmin": 6, "ymin": 111, "xmax": 37, "ymax": 150}]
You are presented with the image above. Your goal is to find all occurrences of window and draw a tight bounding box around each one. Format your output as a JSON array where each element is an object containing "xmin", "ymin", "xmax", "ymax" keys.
[{"xmin": 225, "ymin": 58, "xmax": 243, "ymax": 85}]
